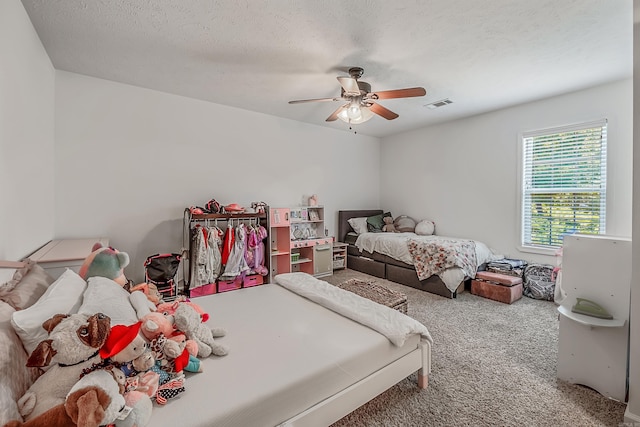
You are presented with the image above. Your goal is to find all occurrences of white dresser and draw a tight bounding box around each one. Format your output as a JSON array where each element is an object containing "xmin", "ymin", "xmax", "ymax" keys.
[
  {"xmin": 28, "ymin": 238, "xmax": 109, "ymax": 279},
  {"xmin": 556, "ymin": 234, "xmax": 631, "ymax": 402}
]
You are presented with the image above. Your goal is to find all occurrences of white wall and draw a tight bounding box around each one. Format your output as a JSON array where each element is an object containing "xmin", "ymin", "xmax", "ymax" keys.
[
  {"xmin": 380, "ymin": 79, "xmax": 632, "ymax": 265},
  {"xmin": 55, "ymin": 71, "xmax": 380, "ymax": 281},
  {"xmin": 625, "ymin": 12, "xmax": 640, "ymax": 425},
  {"xmin": 0, "ymin": 0, "xmax": 55, "ymax": 261}
]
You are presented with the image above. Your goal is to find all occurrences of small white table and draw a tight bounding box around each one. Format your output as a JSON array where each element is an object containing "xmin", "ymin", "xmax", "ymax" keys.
[{"xmin": 28, "ymin": 238, "xmax": 109, "ymax": 279}]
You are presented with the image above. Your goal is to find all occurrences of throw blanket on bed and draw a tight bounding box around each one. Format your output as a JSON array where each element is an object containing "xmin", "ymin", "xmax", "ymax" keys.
[
  {"xmin": 407, "ymin": 237, "xmax": 477, "ymax": 281},
  {"xmin": 275, "ymin": 272, "xmax": 433, "ymax": 346}
]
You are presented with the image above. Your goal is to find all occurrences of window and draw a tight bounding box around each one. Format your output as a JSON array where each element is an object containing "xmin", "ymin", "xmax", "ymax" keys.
[{"xmin": 521, "ymin": 120, "xmax": 607, "ymax": 250}]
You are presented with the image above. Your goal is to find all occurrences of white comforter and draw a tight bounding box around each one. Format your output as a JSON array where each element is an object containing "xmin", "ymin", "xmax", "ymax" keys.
[
  {"xmin": 355, "ymin": 232, "xmax": 502, "ymax": 292},
  {"xmin": 275, "ymin": 272, "xmax": 433, "ymax": 346}
]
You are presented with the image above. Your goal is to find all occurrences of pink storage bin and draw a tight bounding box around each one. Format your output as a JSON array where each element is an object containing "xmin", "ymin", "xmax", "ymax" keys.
[
  {"xmin": 217, "ymin": 277, "xmax": 242, "ymax": 292},
  {"xmin": 190, "ymin": 283, "xmax": 216, "ymax": 298},
  {"xmin": 243, "ymin": 274, "xmax": 264, "ymax": 288}
]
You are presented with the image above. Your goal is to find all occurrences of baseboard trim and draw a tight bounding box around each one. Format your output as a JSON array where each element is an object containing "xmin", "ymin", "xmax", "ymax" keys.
[{"xmin": 624, "ymin": 407, "xmax": 640, "ymax": 424}]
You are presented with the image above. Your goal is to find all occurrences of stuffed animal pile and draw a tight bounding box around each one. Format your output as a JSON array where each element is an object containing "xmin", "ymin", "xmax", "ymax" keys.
[{"xmin": 3, "ymin": 243, "xmax": 228, "ymax": 427}]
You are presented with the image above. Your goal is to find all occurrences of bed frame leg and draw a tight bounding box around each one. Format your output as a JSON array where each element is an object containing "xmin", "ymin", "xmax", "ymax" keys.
[{"xmin": 417, "ymin": 369, "xmax": 428, "ymax": 389}]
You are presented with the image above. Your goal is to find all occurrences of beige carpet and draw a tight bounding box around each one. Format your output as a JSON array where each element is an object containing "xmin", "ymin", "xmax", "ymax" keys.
[{"xmin": 321, "ymin": 269, "xmax": 626, "ymax": 427}]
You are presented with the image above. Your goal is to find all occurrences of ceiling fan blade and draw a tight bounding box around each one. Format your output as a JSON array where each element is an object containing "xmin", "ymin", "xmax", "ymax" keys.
[
  {"xmin": 369, "ymin": 87, "xmax": 426, "ymax": 100},
  {"xmin": 326, "ymin": 105, "xmax": 346, "ymax": 122},
  {"xmin": 289, "ymin": 97, "xmax": 343, "ymax": 104},
  {"xmin": 337, "ymin": 76, "xmax": 360, "ymax": 95},
  {"xmin": 368, "ymin": 102, "xmax": 399, "ymax": 120}
]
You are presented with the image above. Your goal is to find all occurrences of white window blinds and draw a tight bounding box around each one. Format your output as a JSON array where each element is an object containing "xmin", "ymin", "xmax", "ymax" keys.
[{"xmin": 521, "ymin": 120, "xmax": 607, "ymax": 249}]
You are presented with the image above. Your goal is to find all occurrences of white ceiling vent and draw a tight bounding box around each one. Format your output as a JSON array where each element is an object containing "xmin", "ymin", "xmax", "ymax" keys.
[{"xmin": 425, "ymin": 98, "xmax": 453, "ymax": 109}]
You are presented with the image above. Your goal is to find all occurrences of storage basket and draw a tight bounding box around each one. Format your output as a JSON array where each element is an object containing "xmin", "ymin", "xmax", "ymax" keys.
[{"xmin": 291, "ymin": 253, "xmax": 300, "ymax": 262}]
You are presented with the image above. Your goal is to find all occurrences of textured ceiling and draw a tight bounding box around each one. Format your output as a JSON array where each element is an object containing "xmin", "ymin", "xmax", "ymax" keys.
[{"xmin": 21, "ymin": 0, "xmax": 633, "ymax": 138}]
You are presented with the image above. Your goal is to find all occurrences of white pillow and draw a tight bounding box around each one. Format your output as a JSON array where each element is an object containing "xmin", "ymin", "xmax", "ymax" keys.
[
  {"xmin": 78, "ymin": 276, "xmax": 138, "ymax": 326},
  {"xmin": 11, "ymin": 268, "xmax": 87, "ymax": 356},
  {"xmin": 415, "ymin": 220, "xmax": 435, "ymax": 236},
  {"xmin": 347, "ymin": 217, "xmax": 369, "ymax": 234}
]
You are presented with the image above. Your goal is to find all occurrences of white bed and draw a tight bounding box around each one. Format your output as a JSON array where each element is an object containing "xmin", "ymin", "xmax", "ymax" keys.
[
  {"xmin": 354, "ymin": 232, "xmax": 501, "ymax": 293},
  {"xmin": 147, "ymin": 272, "xmax": 432, "ymax": 427}
]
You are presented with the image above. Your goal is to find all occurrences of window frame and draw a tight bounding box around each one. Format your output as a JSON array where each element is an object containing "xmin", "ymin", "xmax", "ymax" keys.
[{"xmin": 517, "ymin": 119, "xmax": 608, "ymax": 255}]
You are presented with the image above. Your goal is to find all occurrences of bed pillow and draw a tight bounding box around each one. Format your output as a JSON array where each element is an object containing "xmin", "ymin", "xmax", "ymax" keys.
[
  {"xmin": 11, "ymin": 268, "xmax": 87, "ymax": 356},
  {"xmin": 347, "ymin": 217, "xmax": 369, "ymax": 235},
  {"xmin": 415, "ymin": 220, "xmax": 436, "ymax": 236},
  {"xmin": 394, "ymin": 215, "xmax": 417, "ymax": 233},
  {"xmin": 78, "ymin": 276, "xmax": 138, "ymax": 326},
  {"xmin": 0, "ymin": 301, "xmax": 40, "ymax": 426},
  {"xmin": 0, "ymin": 262, "xmax": 54, "ymax": 311},
  {"xmin": 366, "ymin": 212, "xmax": 393, "ymax": 232}
]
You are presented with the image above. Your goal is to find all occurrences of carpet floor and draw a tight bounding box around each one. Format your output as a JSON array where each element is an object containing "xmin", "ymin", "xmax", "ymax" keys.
[{"xmin": 320, "ymin": 269, "xmax": 627, "ymax": 427}]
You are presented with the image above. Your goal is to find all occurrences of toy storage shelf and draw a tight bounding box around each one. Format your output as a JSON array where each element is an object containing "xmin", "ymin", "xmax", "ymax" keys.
[{"xmin": 269, "ymin": 206, "xmax": 333, "ymax": 282}]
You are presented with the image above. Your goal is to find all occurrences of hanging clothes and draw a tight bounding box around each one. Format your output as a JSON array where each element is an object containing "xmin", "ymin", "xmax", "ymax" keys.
[
  {"xmin": 206, "ymin": 226, "xmax": 223, "ymax": 280},
  {"xmin": 190, "ymin": 226, "xmax": 216, "ymax": 288},
  {"xmin": 244, "ymin": 224, "xmax": 258, "ymax": 272},
  {"xmin": 221, "ymin": 223, "xmax": 235, "ymax": 266},
  {"xmin": 220, "ymin": 224, "xmax": 251, "ymax": 280},
  {"xmin": 252, "ymin": 225, "xmax": 268, "ymax": 276}
]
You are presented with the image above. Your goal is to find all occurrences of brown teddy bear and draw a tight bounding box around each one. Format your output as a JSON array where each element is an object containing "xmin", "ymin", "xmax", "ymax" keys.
[{"xmin": 382, "ymin": 216, "xmax": 397, "ymax": 233}]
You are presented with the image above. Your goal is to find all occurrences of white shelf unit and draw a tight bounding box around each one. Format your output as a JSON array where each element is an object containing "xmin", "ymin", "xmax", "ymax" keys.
[{"xmin": 556, "ymin": 234, "xmax": 631, "ymax": 402}]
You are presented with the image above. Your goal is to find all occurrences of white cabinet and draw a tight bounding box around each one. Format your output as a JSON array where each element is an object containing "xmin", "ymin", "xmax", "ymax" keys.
[
  {"xmin": 556, "ymin": 234, "xmax": 631, "ymax": 402},
  {"xmin": 28, "ymin": 238, "xmax": 109, "ymax": 279},
  {"xmin": 313, "ymin": 243, "xmax": 332, "ymax": 277}
]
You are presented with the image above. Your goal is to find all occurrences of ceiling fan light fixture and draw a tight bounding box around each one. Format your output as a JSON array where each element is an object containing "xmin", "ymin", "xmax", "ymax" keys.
[
  {"xmin": 338, "ymin": 105, "xmax": 374, "ymax": 124},
  {"xmin": 346, "ymin": 103, "xmax": 362, "ymax": 120}
]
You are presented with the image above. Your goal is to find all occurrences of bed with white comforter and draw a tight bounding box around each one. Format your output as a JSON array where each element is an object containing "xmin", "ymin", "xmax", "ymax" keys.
[
  {"xmin": 1, "ymin": 260, "xmax": 431, "ymax": 427},
  {"xmin": 147, "ymin": 272, "xmax": 432, "ymax": 427},
  {"xmin": 355, "ymin": 232, "xmax": 501, "ymax": 293}
]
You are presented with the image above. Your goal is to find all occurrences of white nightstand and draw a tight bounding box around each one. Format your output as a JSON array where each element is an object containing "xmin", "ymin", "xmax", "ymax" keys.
[
  {"xmin": 28, "ymin": 238, "xmax": 109, "ymax": 279},
  {"xmin": 332, "ymin": 242, "xmax": 348, "ymax": 271}
]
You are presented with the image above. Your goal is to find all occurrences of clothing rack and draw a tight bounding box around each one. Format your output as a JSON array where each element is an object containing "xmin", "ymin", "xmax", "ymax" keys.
[{"xmin": 182, "ymin": 207, "xmax": 270, "ymax": 296}]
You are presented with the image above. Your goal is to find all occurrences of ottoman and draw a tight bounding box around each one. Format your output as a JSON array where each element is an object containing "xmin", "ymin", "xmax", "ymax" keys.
[
  {"xmin": 471, "ymin": 271, "xmax": 523, "ymax": 304},
  {"xmin": 338, "ymin": 279, "xmax": 408, "ymax": 314}
]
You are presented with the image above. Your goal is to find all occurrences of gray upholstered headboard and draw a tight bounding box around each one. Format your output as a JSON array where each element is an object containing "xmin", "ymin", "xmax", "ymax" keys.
[{"xmin": 337, "ymin": 210, "xmax": 383, "ymax": 243}]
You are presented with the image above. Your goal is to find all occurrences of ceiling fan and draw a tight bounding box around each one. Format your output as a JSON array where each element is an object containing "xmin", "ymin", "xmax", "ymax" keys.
[{"xmin": 288, "ymin": 67, "xmax": 426, "ymax": 124}]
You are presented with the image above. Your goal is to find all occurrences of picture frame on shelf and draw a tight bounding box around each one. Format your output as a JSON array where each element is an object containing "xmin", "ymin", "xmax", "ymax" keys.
[{"xmin": 309, "ymin": 210, "xmax": 319, "ymax": 221}]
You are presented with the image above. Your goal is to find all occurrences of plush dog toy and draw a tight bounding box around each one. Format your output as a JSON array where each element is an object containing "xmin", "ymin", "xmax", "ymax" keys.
[
  {"xmin": 173, "ymin": 304, "xmax": 228, "ymax": 358},
  {"xmin": 5, "ymin": 384, "xmax": 114, "ymax": 427},
  {"xmin": 17, "ymin": 313, "xmax": 111, "ymax": 421}
]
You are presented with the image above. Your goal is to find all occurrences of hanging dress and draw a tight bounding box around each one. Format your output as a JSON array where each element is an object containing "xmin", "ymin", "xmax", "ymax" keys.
[
  {"xmin": 252, "ymin": 225, "xmax": 268, "ymax": 276},
  {"xmin": 190, "ymin": 226, "xmax": 216, "ymax": 288},
  {"xmin": 220, "ymin": 224, "xmax": 250, "ymax": 279},
  {"xmin": 244, "ymin": 225, "xmax": 258, "ymax": 272},
  {"xmin": 221, "ymin": 224, "xmax": 235, "ymax": 266},
  {"xmin": 206, "ymin": 226, "xmax": 223, "ymax": 280}
]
